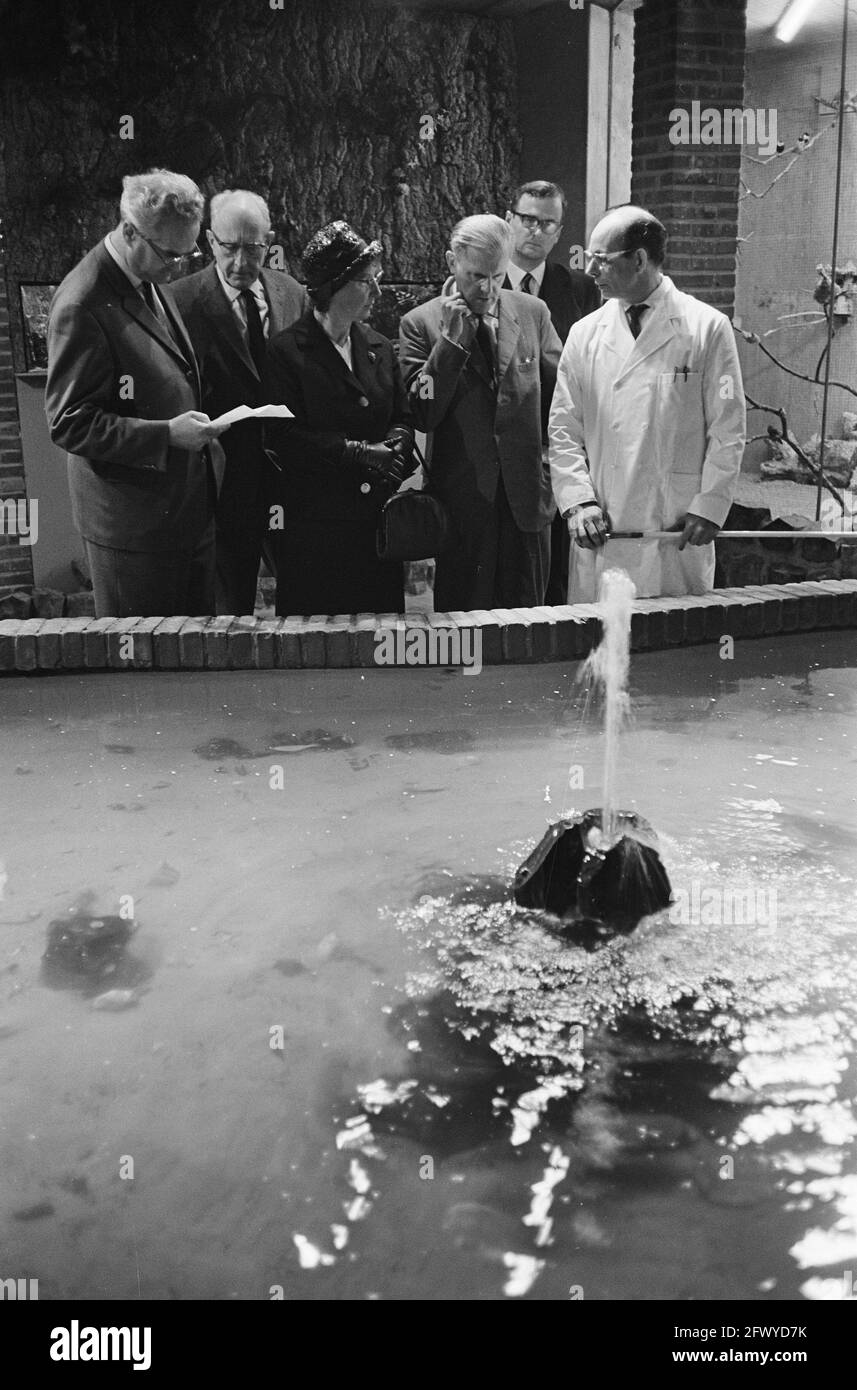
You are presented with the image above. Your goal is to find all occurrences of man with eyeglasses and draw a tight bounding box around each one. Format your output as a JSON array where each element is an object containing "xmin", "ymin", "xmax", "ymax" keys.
[
  {"xmin": 504, "ymin": 181, "xmax": 601, "ymax": 603},
  {"xmin": 172, "ymin": 190, "xmax": 308, "ymax": 614},
  {"xmin": 504, "ymin": 181, "xmax": 600, "ymax": 346},
  {"xmin": 399, "ymin": 214, "xmax": 561, "ymax": 612},
  {"xmin": 46, "ymin": 168, "xmax": 227, "ymax": 617},
  {"xmin": 549, "ymin": 204, "xmax": 746, "ymax": 602}
]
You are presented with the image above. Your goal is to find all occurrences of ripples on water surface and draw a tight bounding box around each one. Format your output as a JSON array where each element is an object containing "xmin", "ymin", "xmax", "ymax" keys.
[{"xmin": 0, "ymin": 633, "xmax": 854, "ymax": 1300}]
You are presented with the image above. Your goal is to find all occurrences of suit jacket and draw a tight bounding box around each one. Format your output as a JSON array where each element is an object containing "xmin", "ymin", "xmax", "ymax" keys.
[
  {"xmin": 398, "ymin": 283, "xmax": 562, "ymax": 537},
  {"xmin": 45, "ymin": 241, "xmax": 217, "ymax": 552},
  {"xmin": 505, "ymin": 261, "xmax": 601, "ymax": 347},
  {"xmin": 265, "ymin": 309, "xmax": 414, "ymax": 524},
  {"xmin": 171, "ymin": 264, "xmax": 308, "ymax": 528}
]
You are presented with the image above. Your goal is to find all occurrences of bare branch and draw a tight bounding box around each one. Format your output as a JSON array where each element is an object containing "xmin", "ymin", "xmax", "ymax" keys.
[
  {"xmin": 744, "ymin": 394, "xmax": 844, "ymax": 507},
  {"xmin": 739, "ymin": 122, "xmax": 835, "ymax": 200},
  {"xmin": 736, "ymin": 327, "xmax": 857, "ymax": 399}
]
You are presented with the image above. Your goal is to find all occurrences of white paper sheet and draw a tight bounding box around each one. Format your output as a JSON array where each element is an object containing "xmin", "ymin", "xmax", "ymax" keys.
[{"xmin": 210, "ymin": 402, "xmax": 294, "ymax": 431}]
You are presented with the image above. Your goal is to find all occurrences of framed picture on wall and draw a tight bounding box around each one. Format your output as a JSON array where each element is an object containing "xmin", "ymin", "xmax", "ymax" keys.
[{"xmin": 19, "ymin": 282, "xmax": 58, "ymax": 371}]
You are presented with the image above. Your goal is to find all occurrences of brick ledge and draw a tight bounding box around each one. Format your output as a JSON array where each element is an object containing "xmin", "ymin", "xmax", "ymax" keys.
[{"xmin": 0, "ymin": 582, "xmax": 855, "ymax": 675}]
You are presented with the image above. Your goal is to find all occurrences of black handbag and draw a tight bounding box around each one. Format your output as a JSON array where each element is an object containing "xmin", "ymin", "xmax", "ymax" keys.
[{"xmin": 376, "ymin": 440, "xmax": 451, "ymax": 561}]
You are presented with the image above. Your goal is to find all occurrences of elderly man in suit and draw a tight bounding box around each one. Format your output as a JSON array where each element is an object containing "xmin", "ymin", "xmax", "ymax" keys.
[
  {"xmin": 550, "ymin": 205, "xmax": 746, "ymax": 602},
  {"xmin": 399, "ymin": 214, "xmax": 561, "ymax": 612},
  {"xmin": 172, "ymin": 190, "xmax": 309, "ymax": 614},
  {"xmin": 504, "ymin": 180, "xmax": 601, "ymax": 603},
  {"xmin": 46, "ymin": 168, "xmax": 225, "ymax": 617}
]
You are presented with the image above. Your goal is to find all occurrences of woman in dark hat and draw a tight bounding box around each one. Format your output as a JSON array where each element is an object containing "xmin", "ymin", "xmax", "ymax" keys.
[{"xmin": 265, "ymin": 220, "xmax": 416, "ymax": 616}]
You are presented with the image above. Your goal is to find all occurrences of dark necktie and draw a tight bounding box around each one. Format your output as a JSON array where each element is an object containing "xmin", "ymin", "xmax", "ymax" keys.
[
  {"xmin": 142, "ymin": 282, "xmax": 184, "ymax": 355},
  {"xmin": 474, "ymin": 315, "xmax": 497, "ymax": 387},
  {"xmin": 241, "ymin": 288, "xmax": 267, "ymax": 377},
  {"xmin": 520, "ymin": 272, "xmax": 535, "ymax": 295},
  {"xmin": 626, "ymin": 302, "xmax": 649, "ymax": 339}
]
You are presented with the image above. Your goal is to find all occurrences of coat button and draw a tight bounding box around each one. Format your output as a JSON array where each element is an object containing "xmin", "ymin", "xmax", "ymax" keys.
[{"xmin": 357, "ymin": 396, "xmax": 369, "ymax": 407}]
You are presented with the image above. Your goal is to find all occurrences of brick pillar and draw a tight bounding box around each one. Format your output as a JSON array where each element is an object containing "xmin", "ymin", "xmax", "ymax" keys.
[
  {"xmin": 630, "ymin": 0, "xmax": 747, "ymax": 314},
  {"xmin": 0, "ymin": 205, "xmax": 34, "ymax": 599}
]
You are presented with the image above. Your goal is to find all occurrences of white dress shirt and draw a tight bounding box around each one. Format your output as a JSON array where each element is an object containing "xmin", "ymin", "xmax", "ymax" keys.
[
  {"xmin": 215, "ymin": 266, "xmax": 270, "ymax": 339},
  {"xmin": 507, "ymin": 260, "xmax": 546, "ymax": 294}
]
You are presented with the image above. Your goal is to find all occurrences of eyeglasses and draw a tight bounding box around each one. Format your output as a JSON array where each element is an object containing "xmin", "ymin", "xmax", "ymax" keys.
[
  {"xmin": 130, "ymin": 224, "xmax": 203, "ymax": 269},
  {"xmin": 352, "ymin": 272, "xmax": 382, "ymax": 290},
  {"xmin": 209, "ymin": 230, "xmax": 271, "ymax": 257},
  {"xmin": 512, "ymin": 211, "xmax": 562, "ymax": 235},
  {"xmin": 585, "ymin": 249, "xmax": 633, "ymax": 268}
]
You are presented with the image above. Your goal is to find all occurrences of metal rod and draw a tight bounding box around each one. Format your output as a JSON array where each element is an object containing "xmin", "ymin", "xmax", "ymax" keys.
[
  {"xmin": 815, "ymin": 0, "xmax": 850, "ymax": 521},
  {"xmin": 608, "ymin": 530, "xmax": 857, "ymax": 541}
]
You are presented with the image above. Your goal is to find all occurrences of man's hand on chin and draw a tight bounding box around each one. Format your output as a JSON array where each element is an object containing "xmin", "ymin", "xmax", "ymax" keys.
[{"xmin": 678, "ymin": 513, "xmax": 720, "ymax": 549}]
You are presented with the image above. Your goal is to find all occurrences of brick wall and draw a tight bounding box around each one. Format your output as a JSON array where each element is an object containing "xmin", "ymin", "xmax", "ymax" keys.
[
  {"xmin": 630, "ymin": 0, "xmax": 747, "ymax": 314},
  {"xmin": 0, "ymin": 194, "xmax": 34, "ymax": 598}
]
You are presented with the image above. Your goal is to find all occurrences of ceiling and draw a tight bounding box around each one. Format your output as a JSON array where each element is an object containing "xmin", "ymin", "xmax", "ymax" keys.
[
  {"xmin": 747, "ymin": 0, "xmax": 855, "ymax": 51},
  {"xmin": 370, "ymin": 0, "xmax": 639, "ymax": 16},
  {"xmin": 376, "ymin": 0, "xmax": 853, "ymax": 48}
]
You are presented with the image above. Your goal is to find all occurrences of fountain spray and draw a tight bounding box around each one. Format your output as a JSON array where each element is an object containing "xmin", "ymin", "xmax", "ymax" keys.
[
  {"xmin": 583, "ymin": 569, "xmax": 636, "ymax": 846},
  {"xmin": 512, "ymin": 568, "xmax": 672, "ymax": 939}
]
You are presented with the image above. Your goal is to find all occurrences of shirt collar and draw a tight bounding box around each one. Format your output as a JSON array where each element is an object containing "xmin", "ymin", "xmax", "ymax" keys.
[
  {"xmin": 507, "ymin": 260, "xmax": 545, "ymax": 292},
  {"xmin": 620, "ymin": 274, "xmax": 666, "ymax": 313},
  {"xmin": 103, "ymin": 233, "xmax": 143, "ymax": 290},
  {"xmin": 215, "ymin": 264, "xmax": 264, "ymax": 304}
]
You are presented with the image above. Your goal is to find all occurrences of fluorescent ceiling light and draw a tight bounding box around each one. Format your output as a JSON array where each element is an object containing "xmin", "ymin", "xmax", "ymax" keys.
[{"xmin": 775, "ymin": 0, "xmax": 819, "ymax": 44}]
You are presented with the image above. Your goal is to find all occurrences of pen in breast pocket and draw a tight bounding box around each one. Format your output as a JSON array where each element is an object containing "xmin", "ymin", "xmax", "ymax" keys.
[{"xmin": 673, "ymin": 365, "xmax": 690, "ymax": 380}]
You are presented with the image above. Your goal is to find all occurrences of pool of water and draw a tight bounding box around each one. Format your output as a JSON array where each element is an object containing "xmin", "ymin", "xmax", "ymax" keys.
[{"xmin": 0, "ymin": 632, "xmax": 855, "ymax": 1301}]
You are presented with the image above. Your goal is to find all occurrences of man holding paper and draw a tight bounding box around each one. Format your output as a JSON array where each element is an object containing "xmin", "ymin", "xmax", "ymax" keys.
[
  {"xmin": 172, "ymin": 190, "xmax": 309, "ymax": 613},
  {"xmin": 46, "ymin": 169, "xmax": 228, "ymax": 618}
]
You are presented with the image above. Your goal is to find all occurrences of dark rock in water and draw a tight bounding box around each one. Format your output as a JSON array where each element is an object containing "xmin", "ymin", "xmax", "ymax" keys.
[
  {"xmin": 13, "ymin": 1201, "xmax": 55, "ymax": 1221},
  {"xmin": 196, "ymin": 730, "xmax": 354, "ymax": 761},
  {"xmin": 513, "ymin": 809, "xmax": 672, "ymax": 935},
  {"xmin": 193, "ymin": 737, "xmax": 256, "ymax": 761},
  {"xmin": 268, "ymin": 729, "xmax": 354, "ymax": 751},
  {"xmin": 273, "ymin": 957, "xmax": 309, "ymax": 977},
  {"xmin": 41, "ymin": 915, "xmax": 149, "ymax": 994},
  {"xmin": 58, "ymin": 1173, "xmax": 91, "ymax": 1198},
  {"xmin": 385, "ymin": 729, "xmax": 474, "ymax": 754}
]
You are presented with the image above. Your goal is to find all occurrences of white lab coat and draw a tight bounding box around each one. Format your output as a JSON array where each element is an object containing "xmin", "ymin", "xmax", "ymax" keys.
[{"xmin": 548, "ymin": 275, "xmax": 746, "ymax": 601}]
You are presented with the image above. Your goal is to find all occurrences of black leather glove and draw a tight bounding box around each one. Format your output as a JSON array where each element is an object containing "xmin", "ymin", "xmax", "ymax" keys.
[
  {"xmin": 343, "ymin": 439, "xmax": 407, "ymax": 486},
  {"xmin": 384, "ymin": 427, "xmax": 418, "ymax": 481}
]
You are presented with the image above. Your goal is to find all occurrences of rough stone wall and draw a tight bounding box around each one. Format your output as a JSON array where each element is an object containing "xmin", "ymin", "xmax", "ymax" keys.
[{"xmin": 0, "ymin": 0, "xmax": 521, "ymax": 367}]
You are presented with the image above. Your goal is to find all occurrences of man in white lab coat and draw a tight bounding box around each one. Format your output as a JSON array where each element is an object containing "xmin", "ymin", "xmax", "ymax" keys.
[{"xmin": 549, "ymin": 205, "xmax": 746, "ymax": 602}]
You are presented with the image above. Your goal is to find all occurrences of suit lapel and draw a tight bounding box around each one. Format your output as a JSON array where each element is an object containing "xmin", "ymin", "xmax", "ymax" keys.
[
  {"xmin": 121, "ymin": 286, "xmax": 194, "ymax": 374},
  {"xmin": 93, "ymin": 244, "xmax": 202, "ymax": 402},
  {"xmin": 160, "ymin": 283, "xmax": 201, "ymax": 393},
  {"xmin": 200, "ymin": 265, "xmax": 259, "ymax": 381},
  {"xmin": 538, "ymin": 263, "xmax": 553, "ymax": 311},
  {"xmin": 350, "ymin": 323, "xmax": 380, "ymax": 397},
  {"xmin": 496, "ymin": 292, "xmax": 520, "ymax": 383},
  {"xmin": 305, "ymin": 313, "xmax": 371, "ymax": 398},
  {"xmin": 262, "ymin": 269, "xmax": 287, "ymax": 337}
]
